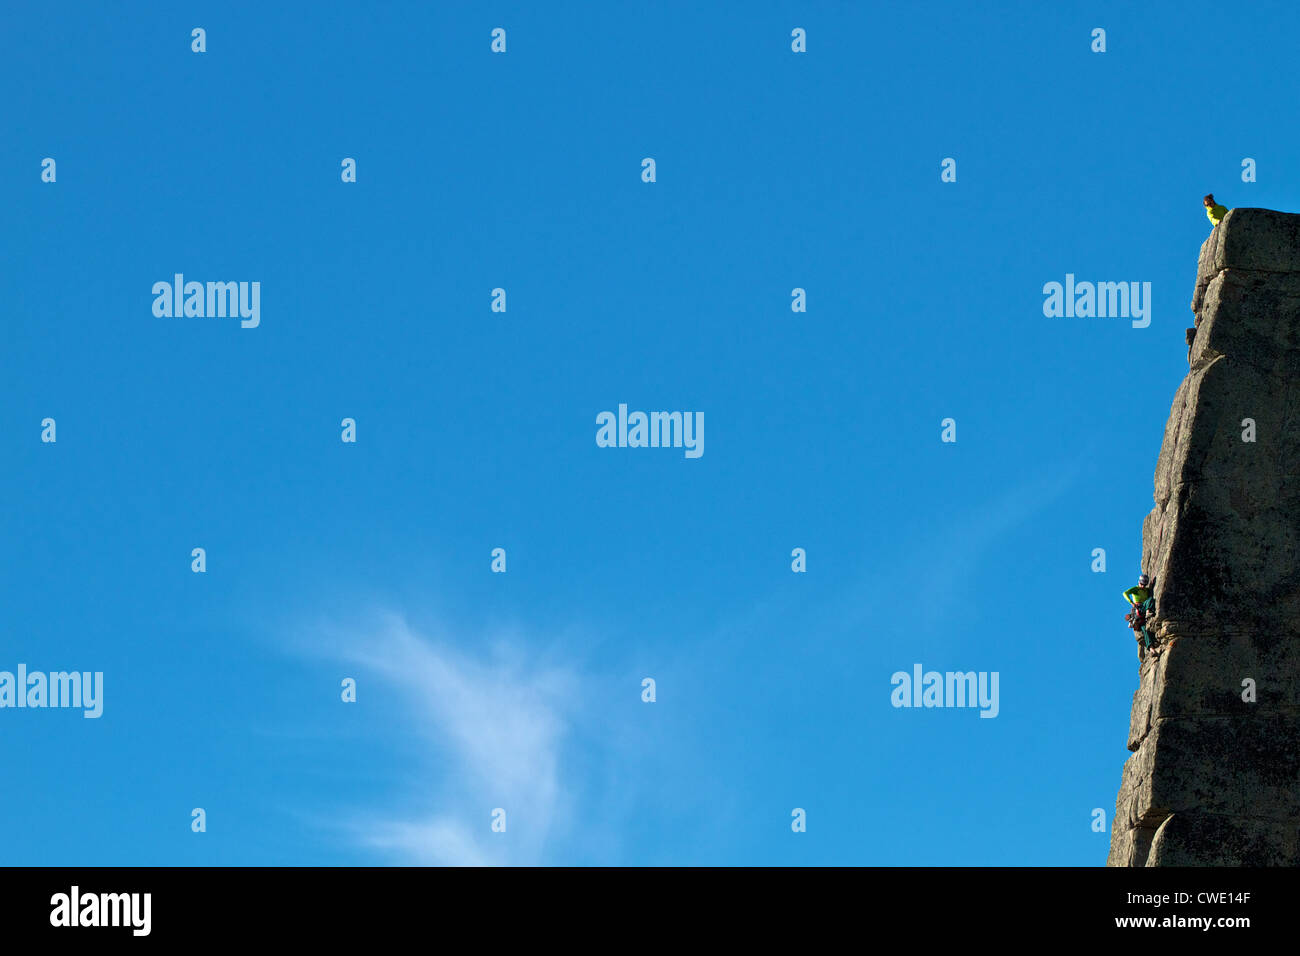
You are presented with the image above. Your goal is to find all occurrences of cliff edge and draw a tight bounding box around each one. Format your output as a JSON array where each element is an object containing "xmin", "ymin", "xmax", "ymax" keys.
[{"xmin": 1108, "ymin": 208, "xmax": 1300, "ymax": 866}]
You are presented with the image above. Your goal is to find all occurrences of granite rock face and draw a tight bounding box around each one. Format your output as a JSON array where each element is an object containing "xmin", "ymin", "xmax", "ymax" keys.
[{"xmin": 1108, "ymin": 208, "xmax": 1300, "ymax": 867}]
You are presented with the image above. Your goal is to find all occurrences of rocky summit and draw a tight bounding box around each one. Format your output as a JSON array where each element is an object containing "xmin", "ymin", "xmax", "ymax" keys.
[{"xmin": 1108, "ymin": 209, "xmax": 1300, "ymax": 867}]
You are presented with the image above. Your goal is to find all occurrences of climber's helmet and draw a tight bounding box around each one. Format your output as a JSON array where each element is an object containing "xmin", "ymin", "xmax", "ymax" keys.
[
  {"xmin": 1138, "ymin": 573, "xmax": 1150, "ymax": 587},
  {"xmin": 1203, "ymin": 194, "xmax": 1215, "ymax": 207}
]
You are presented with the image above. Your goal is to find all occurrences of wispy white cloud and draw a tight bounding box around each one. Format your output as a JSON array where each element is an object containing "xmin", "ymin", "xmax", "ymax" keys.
[
  {"xmin": 356, "ymin": 818, "xmax": 492, "ymax": 868},
  {"xmin": 308, "ymin": 611, "xmax": 579, "ymax": 866}
]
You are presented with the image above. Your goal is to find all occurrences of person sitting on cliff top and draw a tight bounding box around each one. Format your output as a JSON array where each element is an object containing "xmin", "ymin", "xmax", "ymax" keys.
[
  {"xmin": 1123, "ymin": 574, "xmax": 1157, "ymax": 655},
  {"xmin": 1204, "ymin": 194, "xmax": 1229, "ymax": 228}
]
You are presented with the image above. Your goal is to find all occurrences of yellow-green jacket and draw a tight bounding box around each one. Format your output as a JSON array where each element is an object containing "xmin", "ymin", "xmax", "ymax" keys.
[
  {"xmin": 1123, "ymin": 586, "xmax": 1152, "ymax": 607},
  {"xmin": 1206, "ymin": 204, "xmax": 1228, "ymax": 226}
]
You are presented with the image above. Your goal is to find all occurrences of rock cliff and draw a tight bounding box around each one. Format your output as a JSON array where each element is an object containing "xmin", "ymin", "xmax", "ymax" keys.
[{"xmin": 1108, "ymin": 208, "xmax": 1300, "ymax": 866}]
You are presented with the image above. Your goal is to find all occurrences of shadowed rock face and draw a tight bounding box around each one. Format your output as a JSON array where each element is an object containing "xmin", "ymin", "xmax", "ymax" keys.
[{"xmin": 1108, "ymin": 209, "xmax": 1300, "ymax": 867}]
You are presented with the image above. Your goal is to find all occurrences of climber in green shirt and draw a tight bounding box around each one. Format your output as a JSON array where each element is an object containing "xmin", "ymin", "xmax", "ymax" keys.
[
  {"xmin": 1122, "ymin": 576, "xmax": 1151, "ymax": 608},
  {"xmin": 1204, "ymin": 194, "xmax": 1229, "ymax": 227},
  {"xmin": 1123, "ymin": 573, "xmax": 1156, "ymax": 652}
]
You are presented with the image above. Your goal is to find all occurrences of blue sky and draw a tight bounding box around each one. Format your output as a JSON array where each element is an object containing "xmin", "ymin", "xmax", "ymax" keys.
[{"xmin": 3, "ymin": 1, "xmax": 1299, "ymax": 866}]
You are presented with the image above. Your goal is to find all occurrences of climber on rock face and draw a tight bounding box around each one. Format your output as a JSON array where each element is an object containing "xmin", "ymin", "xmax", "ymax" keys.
[
  {"xmin": 1123, "ymin": 573, "xmax": 1156, "ymax": 656},
  {"xmin": 1204, "ymin": 194, "xmax": 1229, "ymax": 228}
]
